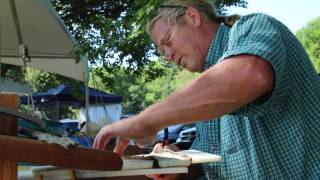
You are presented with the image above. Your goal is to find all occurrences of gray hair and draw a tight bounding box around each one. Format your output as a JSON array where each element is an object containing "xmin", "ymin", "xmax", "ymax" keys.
[{"xmin": 146, "ymin": 0, "xmax": 240, "ymax": 36}]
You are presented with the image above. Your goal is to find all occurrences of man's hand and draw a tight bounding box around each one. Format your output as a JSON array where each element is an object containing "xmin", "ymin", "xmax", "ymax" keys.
[
  {"xmin": 92, "ymin": 117, "xmax": 157, "ymax": 155},
  {"xmin": 146, "ymin": 143, "xmax": 181, "ymax": 180}
]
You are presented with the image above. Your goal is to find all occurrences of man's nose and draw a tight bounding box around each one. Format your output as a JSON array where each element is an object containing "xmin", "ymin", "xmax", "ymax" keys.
[{"xmin": 163, "ymin": 46, "xmax": 173, "ymax": 60}]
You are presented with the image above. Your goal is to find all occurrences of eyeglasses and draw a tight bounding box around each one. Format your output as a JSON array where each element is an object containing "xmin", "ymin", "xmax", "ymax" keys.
[
  {"xmin": 155, "ymin": 5, "xmax": 188, "ymax": 67},
  {"xmin": 158, "ymin": 25, "xmax": 181, "ymax": 67},
  {"xmin": 157, "ymin": 26, "xmax": 173, "ymax": 64}
]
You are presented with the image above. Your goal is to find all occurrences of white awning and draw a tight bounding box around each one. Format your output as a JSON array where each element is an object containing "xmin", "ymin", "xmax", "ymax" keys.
[{"xmin": 0, "ymin": 0, "xmax": 88, "ymax": 82}]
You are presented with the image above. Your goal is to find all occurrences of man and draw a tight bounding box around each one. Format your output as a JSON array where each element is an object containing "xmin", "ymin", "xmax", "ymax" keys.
[{"xmin": 93, "ymin": 0, "xmax": 320, "ymax": 179}]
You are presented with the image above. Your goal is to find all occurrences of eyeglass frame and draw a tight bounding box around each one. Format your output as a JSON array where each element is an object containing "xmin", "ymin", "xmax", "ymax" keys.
[{"xmin": 154, "ymin": 5, "xmax": 188, "ymax": 67}]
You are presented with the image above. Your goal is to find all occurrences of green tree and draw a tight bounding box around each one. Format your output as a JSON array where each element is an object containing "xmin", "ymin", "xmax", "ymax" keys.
[
  {"xmin": 91, "ymin": 66, "xmax": 154, "ymax": 114},
  {"xmin": 51, "ymin": 0, "xmax": 247, "ymax": 84},
  {"xmin": 90, "ymin": 63, "xmax": 198, "ymax": 114},
  {"xmin": 10, "ymin": 1, "xmax": 248, "ymax": 116},
  {"xmin": 0, "ymin": 64, "xmax": 25, "ymax": 82},
  {"xmin": 2, "ymin": 0, "xmax": 247, "ymax": 86},
  {"xmin": 170, "ymin": 69, "xmax": 199, "ymax": 92},
  {"xmin": 296, "ymin": 17, "xmax": 320, "ymax": 72},
  {"xmin": 24, "ymin": 68, "xmax": 84, "ymax": 120},
  {"xmin": 4, "ymin": 0, "xmax": 247, "ymax": 92}
]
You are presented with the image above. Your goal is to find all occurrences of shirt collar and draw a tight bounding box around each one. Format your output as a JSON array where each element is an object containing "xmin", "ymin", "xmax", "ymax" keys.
[{"xmin": 204, "ymin": 24, "xmax": 231, "ymax": 70}]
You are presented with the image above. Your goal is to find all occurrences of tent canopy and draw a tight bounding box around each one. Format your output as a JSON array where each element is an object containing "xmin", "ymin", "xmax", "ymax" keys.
[
  {"xmin": 0, "ymin": 0, "xmax": 87, "ymax": 82},
  {"xmin": 20, "ymin": 84, "xmax": 122, "ymax": 107}
]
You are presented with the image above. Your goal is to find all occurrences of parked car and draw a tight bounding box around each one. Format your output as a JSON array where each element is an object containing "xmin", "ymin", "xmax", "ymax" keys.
[{"xmin": 156, "ymin": 124, "xmax": 196, "ymax": 149}]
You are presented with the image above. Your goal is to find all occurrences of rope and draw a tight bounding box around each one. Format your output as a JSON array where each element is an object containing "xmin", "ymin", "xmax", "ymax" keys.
[
  {"xmin": 23, "ymin": 60, "xmax": 36, "ymax": 114},
  {"xmin": 7, "ymin": 0, "xmax": 35, "ymax": 114}
]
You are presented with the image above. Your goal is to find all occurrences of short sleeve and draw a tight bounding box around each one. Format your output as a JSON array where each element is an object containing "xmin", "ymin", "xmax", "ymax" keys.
[{"xmin": 219, "ymin": 13, "xmax": 289, "ymax": 116}]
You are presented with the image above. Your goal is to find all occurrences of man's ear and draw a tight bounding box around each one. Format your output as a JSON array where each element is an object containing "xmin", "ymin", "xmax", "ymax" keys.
[{"xmin": 185, "ymin": 7, "xmax": 202, "ymax": 26}]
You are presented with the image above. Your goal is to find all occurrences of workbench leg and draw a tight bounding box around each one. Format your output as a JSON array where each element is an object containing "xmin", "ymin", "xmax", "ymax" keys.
[
  {"xmin": 0, "ymin": 160, "xmax": 18, "ymax": 180},
  {"xmin": 35, "ymin": 175, "xmax": 44, "ymax": 180},
  {"xmin": 0, "ymin": 94, "xmax": 18, "ymax": 180},
  {"xmin": 68, "ymin": 170, "xmax": 77, "ymax": 180}
]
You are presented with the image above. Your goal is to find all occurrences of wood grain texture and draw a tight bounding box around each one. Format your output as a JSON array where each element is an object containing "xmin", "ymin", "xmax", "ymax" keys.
[
  {"xmin": 0, "ymin": 160, "xmax": 17, "ymax": 180},
  {"xmin": 0, "ymin": 94, "xmax": 18, "ymax": 109},
  {"xmin": 0, "ymin": 94, "xmax": 18, "ymax": 180},
  {"xmin": 0, "ymin": 94, "xmax": 18, "ymax": 135},
  {"xmin": 31, "ymin": 165, "xmax": 187, "ymax": 179},
  {"xmin": 0, "ymin": 135, "xmax": 123, "ymax": 171}
]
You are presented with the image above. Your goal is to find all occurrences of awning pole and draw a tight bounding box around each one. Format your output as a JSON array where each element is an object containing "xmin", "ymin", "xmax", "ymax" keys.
[{"xmin": 83, "ymin": 56, "xmax": 90, "ymax": 135}]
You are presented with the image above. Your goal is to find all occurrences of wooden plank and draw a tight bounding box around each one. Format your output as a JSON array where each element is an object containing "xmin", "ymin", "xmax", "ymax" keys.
[
  {"xmin": 0, "ymin": 94, "xmax": 18, "ymax": 135},
  {"xmin": 0, "ymin": 160, "xmax": 17, "ymax": 180},
  {"xmin": 130, "ymin": 149, "xmax": 221, "ymax": 168},
  {"xmin": 0, "ymin": 135, "xmax": 123, "ymax": 171},
  {"xmin": 0, "ymin": 94, "xmax": 18, "ymax": 180},
  {"xmin": 31, "ymin": 166, "xmax": 188, "ymax": 179},
  {"xmin": 0, "ymin": 94, "xmax": 18, "ymax": 109}
]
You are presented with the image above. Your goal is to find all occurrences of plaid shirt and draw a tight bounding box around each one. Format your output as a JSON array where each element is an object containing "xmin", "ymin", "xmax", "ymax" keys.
[{"xmin": 191, "ymin": 13, "xmax": 320, "ymax": 179}]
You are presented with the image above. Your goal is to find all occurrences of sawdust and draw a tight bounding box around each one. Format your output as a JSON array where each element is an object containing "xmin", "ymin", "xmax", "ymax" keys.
[{"xmin": 32, "ymin": 131, "xmax": 79, "ymax": 149}]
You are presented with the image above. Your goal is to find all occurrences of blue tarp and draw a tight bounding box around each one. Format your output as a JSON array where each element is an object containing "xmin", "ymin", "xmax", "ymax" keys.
[{"xmin": 20, "ymin": 84, "xmax": 122, "ymax": 107}]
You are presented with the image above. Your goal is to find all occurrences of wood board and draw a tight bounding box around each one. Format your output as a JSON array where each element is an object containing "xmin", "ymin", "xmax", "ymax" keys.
[
  {"xmin": 31, "ymin": 166, "xmax": 188, "ymax": 179},
  {"xmin": 29, "ymin": 149, "xmax": 221, "ymax": 178},
  {"xmin": 0, "ymin": 135, "xmax": 122, "ymax": 171}
]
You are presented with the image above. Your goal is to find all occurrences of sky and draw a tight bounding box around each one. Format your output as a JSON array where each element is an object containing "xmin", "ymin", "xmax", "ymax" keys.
[{"xmin": 226, "ymin": 0, "xmax": 320, "ymax": 33}]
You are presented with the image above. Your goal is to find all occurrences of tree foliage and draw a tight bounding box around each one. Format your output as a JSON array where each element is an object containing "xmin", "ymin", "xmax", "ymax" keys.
[
  {"xmin": 90, "ymin": 64, "xmax": 197, "ymax": 114},
  {"xmin": 2, "ymin": 0, "xmax": 247, "ymax": 83},
  {"xmin": 0, "ymin": 64, "xmax": 24, "ymax": 82},
  {"xmin": 296, "ymin": 17, "xmax": 320, "ymax": 72},
  {"xmin": 3, "ymin": 0, "xmax": 247, "ymax": 114},
  {"xmin": 50, "ymin": 0, "xmax": 247, "ymax": 84},
  {"xmin": 91, "ymin": 62, "xmax": 167, "ymax": 114}
]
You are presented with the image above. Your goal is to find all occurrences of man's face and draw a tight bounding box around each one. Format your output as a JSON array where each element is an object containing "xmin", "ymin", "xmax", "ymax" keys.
[{"xmin": 151, "ymin": 18, "xmax": 206, "ymax": 72}]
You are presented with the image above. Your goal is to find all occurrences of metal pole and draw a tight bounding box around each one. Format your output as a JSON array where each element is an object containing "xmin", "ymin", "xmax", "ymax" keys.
[{"xmin": 83, "ymin": 56, "xmax": 90, "ymax": 134}]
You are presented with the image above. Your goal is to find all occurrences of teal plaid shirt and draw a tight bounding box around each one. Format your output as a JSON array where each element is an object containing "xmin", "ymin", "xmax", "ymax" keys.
[{"xmin": 191, "ymin": 13, "xmax": 320, "ymax": 179}]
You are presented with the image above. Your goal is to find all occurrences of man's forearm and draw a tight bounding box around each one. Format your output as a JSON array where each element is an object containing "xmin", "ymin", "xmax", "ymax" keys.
[{"xmin": 138, "ymin": 55, "xmax": 274, "ymax": 131}]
